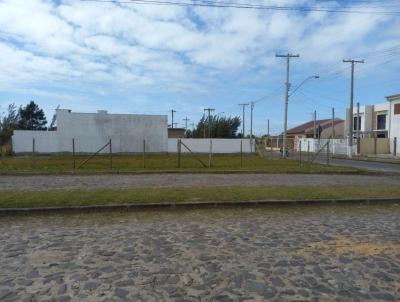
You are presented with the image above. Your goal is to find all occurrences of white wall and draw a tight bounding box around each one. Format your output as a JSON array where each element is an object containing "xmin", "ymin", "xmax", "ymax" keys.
[
  {"xmin": 297, "ymin": 138, "xmax": 356, "ymax": 155},
  {"xmin": 168, "ymin": 139, "xmax": 253, "ymax": 153},
  {"xmin": 12, "ymin": 110, "xmax": 168, "ymax": 153},
  {"xmin": 389, "ymin": 98, "xmax": 400, "ymax": 155}
]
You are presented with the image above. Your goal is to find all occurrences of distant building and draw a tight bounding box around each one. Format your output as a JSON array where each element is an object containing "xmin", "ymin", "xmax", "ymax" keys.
[
  {"xmin": 12, "ymin": 109, "xmax": 168, "ymax": 153},
  {"xmin": 344, "ymin": 94, "xmax": 400, "ymax": 155},
  {"xmin": 344, "ymin": 102, "xmax": 390, "ymax": 138},
  {"xmin": 287, "ymin": 118, "xmax": 344, "ymax": 139},
  {"xmin": 285, "ymin": 118, "xmax": 344, "ymax": 150},
  {"xmin": 168, "ymin": 128, "xmax": 186, "ymax": 138},
  {"xmin": 387, "ymin": 94, "xmax": 400, "ymax": 151}
]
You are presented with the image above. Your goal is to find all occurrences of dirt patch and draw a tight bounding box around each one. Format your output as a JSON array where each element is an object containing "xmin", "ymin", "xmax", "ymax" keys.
[{"xmin": 301, "ymin": 236, "xmax": 400, "ymax": 256}]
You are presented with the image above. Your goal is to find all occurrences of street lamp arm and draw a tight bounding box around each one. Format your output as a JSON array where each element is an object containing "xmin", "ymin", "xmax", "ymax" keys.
[{"xmin": 289, "ymin": 75, "xmax": 319, "ymax": 97}]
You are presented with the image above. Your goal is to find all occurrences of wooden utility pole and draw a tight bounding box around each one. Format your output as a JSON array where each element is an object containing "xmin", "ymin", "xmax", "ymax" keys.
[
  {"xmin": 238, "ymin": 103, "xmax": 249, "ymax": 137},
  {"xmin": 343, "ymin": 59, "xmax": 364, "ymax": 157},
  {"xmin": 276, "ymin": 53, "xmax": 299, "ymax": 158},
  {"xmin": 182, "ymin": 117, "xmax": 190, "ymax": 130},
  {"xmin": 170, "ymin": 109, "xmax": 176, "ymax": 128},
  {"xmin": 203, "ymin": 108, "xmax": 215, "ymax": 138}
]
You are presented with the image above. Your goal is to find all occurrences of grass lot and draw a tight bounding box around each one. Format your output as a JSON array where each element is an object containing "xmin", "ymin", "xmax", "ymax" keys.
[
  {"xmin": 0, "ymin": 153, "xmax": 359, "ymax": 174},
  {"xmin": 0, "ymin": 185, "xmax": 399, "ymax": 208}
]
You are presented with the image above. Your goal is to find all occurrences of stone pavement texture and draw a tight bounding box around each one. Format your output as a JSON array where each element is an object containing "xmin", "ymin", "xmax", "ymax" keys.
[
  {"xmin": 0, "ymin": 205, "xmax": 400, "ymax": 301},
  {"xmin": 1, "ymin": 173, "xmax": 400, "ymax": 191}
]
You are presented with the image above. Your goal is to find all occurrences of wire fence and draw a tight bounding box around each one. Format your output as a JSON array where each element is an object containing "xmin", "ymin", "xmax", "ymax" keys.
[{"xmin": 0, "ymin": 138, "xmax": 263, "ymax": 172}]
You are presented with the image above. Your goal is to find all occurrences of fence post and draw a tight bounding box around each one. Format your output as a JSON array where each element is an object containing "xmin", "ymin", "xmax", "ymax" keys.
[
  {"xmin": 357, "ymin": 137, "xmax": 360, "ymax": 156},
  {"xmin": 394, "ymin": 137, "xmax": 397, "ymax": 157},
  {"xmin": 143, "ymin": 139, "xmax": 146, "ymax": 169},
  {"xmin": 177, "ymin": 139, "xmax": 181, "ymax": 168},
  {"xmin": 374, "ymin": 137, "xmax": 377, "ymax": 155},
  {"xmin": 299, "ymin": 140, "xmax": 302, "ymax": 165},
  {"xmin": 326, "ymin": 141, "xmax": 330, "ymax": 165},
  {"xmin": 72, "ymin": 138, "xmax": 76, "ymax": 170},
  {"xmin": 240, "ymin": 140, "xmax": 243, "ymax": 167},
  {"xmin": 32, "ymin": 138, "xmax": 36, "ymax": 169},
  {"xmin": 208, "ymin": 139, "xmax": 212, "ymax": 168},
  {"xmin": 109, "ymin": 139, "xmax": 113, "ymax": 170},
  {"xmin": 307, "ymin": 141, "xmax": 310, "ymax": 162},
  {"xmin": 270, "ymin": 137, "xmax": 273, "ymax": 157}
]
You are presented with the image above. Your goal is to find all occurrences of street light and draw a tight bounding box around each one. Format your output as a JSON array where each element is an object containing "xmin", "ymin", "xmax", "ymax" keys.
[
  {"xmin": 280, "ymin": 74, "xmax": 319, "ymax": 158},
  {"xmin": 289, "ymin": 75, "xmax": 319, "ymax": 97}
]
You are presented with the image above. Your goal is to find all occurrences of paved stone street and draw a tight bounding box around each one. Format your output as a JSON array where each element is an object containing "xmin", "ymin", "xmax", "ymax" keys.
[{"xmin": 1, "ymin": 205, "xmax": 400, "ymax": 301}]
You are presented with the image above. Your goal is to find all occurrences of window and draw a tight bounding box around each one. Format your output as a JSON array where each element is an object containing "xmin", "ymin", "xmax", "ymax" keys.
[
  {"xmin": 377, "ymin": 114, "xmax": 386, "ymax": 130},
  {"xmin": 353, "ymin": 116, "xmax": 361, "ymax": 131},
  {"xmin": 395, "ymin": 103, "xmax": 400, "ymax": 115}
]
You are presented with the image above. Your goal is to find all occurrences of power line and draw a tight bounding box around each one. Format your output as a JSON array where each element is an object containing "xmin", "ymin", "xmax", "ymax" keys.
[{"xmin": 79, "ymin": 0, "xmax": 400, "ymax": 15}]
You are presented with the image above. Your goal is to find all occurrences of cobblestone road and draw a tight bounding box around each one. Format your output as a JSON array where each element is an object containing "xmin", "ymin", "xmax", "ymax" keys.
[
  {"xmin": 1, "ymin": 205, "xmax": 400, "ymax": 301},
  {"xmin": 1, "ymin": 173, "xmax": 399, "ymax": 190}
]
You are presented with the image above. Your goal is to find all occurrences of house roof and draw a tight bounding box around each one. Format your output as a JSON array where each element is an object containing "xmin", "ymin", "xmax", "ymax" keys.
[
  {"xmin": 287, "ymin": 118, "xmax": 343, "ymax": 135},
  {"xmin": 386, "ymin": 94, "xmax": 400, "ymax": 101}
]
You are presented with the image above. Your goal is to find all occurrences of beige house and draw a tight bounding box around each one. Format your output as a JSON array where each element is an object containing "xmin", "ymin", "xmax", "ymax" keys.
[
  {"xmin": 345, "ymin": 94, "xmax": 400, "ymax": 155},
  {"xmin": 286, "ymin": 118, "xmax": 344, "ymax": 149}
]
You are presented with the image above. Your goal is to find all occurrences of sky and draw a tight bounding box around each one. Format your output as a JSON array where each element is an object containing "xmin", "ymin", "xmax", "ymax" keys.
[{"xmin": 0, "ymin": 0, "xmax": 399, "ymax": 135}]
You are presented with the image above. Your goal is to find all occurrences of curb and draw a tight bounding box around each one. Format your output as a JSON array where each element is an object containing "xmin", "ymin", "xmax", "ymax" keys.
[{"xmin": 0, "ymin": 198, "xmax": 399, "ymax": 215}]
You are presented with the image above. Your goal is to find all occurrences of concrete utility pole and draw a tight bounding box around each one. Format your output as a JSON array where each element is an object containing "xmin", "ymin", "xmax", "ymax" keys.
[
  {"xmin": 276, "ymin": 53, "xmax": 299, "ymax": 158},
  {"xmin": 182, "ymin": 117, "xmax": 190, "ymax": 130},
  {"xmin": 343, "ymin": 59, "xmax": 364, "ymax": 158},
  {"xmin": 267, "ymin": 119, "xmax": 270, "ymax": 137},
  {"xmin": 238, "ymin": 103, "xmax": 249, "ymax": 137},
  {"xmin": 204, "ymin": 108, "xmax": 215, "ymax": 138},
  {"xmin": 250, "ymin": 102, "xmax": 254, "ymax": 151},
  {"xmin": 331, "ymin": 108, "xmax": 335, "ymax": 138},
  {"xmin": 313, "ymin": 110, "xmax": 317, "ymax": 139},
  {"xmin": 170, "ymin": 110, "xmax": 176, "ymax": 128}
]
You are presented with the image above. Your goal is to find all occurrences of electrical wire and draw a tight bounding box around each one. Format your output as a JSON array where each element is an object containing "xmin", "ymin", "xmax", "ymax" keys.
[{"xmin": 78, "ymin": 0, "xmax": 400, "ymax": 15}]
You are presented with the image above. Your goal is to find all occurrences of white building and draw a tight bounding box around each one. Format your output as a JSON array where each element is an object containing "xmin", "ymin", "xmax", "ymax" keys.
[
  {"xmin": 344, "ymin": 94, "xmax": 400, "ymax": 154},
  {"xmin": 387, "ymin": 94, "xmax": 400, "ymax": 154},
  {"xmin": 345, "ymin": 102, "xmax": 390, "ymax": 138},
  {"xmin": 12, "ymin": 109, "xmax": 168, "ymax": 153}
]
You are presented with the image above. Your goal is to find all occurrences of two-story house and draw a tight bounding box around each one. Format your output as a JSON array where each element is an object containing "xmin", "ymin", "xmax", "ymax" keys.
[{"xmin": 345, "ymin": 94, "xmax": 400, "ymax": 154}]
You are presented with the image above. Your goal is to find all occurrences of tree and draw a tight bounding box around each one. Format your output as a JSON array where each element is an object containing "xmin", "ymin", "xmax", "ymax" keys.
[
  {"xmin": 0, "ymin": 103, "xmax": 19, "ymax": 137},
  {"xmin": 17, "ymin": 101, "xmax": 47, "ymax": 130},
  {"xmin": 189, "ymin": 115, "xmax": 241, "ymax": 138}
]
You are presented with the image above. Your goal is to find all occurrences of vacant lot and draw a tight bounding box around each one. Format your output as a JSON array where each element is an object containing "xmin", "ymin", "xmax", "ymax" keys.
[{"xmin": 0, "ymin": 154, "xmax": 358, "ymax": 173}]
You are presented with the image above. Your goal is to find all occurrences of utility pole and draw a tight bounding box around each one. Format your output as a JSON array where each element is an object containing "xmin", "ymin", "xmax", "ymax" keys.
[
  {"xmin": 267, "ymin": 119, "xmax": 270, "ymax": 137},
  {"xmin": 250, "ymin": 102, "xmax": 254, "ymax": 152},
  {"xmin": 331, "ymin": 108, "xmax": 335, "ymax": 139},
  {"xmin": 343, "ymin": 59, "xmax": 364, "ymax": 158},
  {"xmin": 357, "ymin": 102, "xmax": 360, "ymax": 155},
  {"xmin": 238, "ymin": 103, "xmax": 249, "ymax": 138},
  {"xmin": 313, "ymin": 110, "xmax": 317, "ymax": 139},
  {"xmin": 170, "ymin": 109, "xmax": 176, "ymax": 128},
  {"xmin": 182, "ymin": 117, "xmax": 190, "ymax": 130},
  {"xmin": 356, "ymin": 102, "xmax": 360, "ymax": 139},
  {"xmin": 276, "ymin": 53, "xmax": 299, "ymax": 158},
  {"xmin": 204, "ymin": 108, "xmax": 215, "ymax": 138}
]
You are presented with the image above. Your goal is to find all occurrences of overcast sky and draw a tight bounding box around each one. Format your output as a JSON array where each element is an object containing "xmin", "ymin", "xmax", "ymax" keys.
[{"xmin": 0, "ymin": 0, "xmax": 399, "ymax": 135}]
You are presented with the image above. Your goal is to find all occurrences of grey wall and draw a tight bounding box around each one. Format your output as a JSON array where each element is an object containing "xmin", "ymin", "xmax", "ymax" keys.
[{"xmin": 12, "ymin": 110, "xmax": 168, "ymax": 153}]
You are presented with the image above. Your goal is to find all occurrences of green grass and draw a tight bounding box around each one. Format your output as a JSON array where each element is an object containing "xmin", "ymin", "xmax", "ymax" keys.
[
  {"xmin": 0, "ymin": 185, "xmax": 399, "ymax": 208},
  {"xmin": 0, "ymin": 154, "xmax": 359, "ymax": 174}
]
